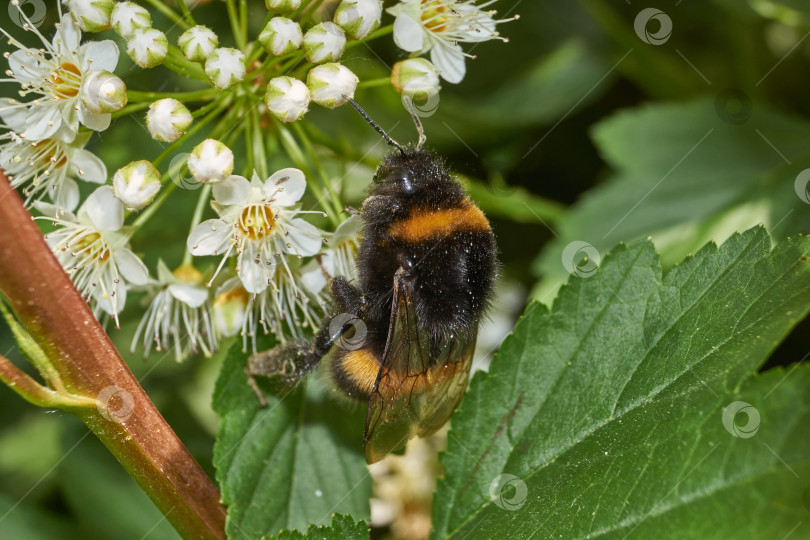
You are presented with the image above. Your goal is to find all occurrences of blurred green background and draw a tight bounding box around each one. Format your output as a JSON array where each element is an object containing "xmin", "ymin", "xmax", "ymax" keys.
[{"xmin": 3, "ymin": 0, "xmax": 810, "ymax": 538}]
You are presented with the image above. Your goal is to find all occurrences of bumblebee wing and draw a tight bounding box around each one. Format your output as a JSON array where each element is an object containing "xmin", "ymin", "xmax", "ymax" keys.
[{"xmin": 363, "ymin": 270, "xmax": 475, "ymax": 464}]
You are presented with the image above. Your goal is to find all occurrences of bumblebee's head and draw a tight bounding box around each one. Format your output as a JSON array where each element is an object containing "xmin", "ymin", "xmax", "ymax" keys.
[{"xmin": 371, "ymin": 149, "xmax": 447, "ymax": 196}]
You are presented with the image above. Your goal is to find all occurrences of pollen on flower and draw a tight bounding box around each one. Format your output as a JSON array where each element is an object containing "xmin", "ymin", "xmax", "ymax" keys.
[
  {"xmin": 50, "ymin": 63, "xmax": 83, "ymax": 99},
  {"xmin": 237, "ymin": 204, "xmax": 276, "ymax": 240}
]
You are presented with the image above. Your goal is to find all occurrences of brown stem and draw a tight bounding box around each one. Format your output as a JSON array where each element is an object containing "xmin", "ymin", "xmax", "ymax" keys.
[{"xmin": 0, "ymin": 171, "xmax": 226, "ymax": 539}]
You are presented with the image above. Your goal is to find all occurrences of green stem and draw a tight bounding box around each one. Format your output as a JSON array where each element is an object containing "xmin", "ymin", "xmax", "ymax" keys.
[
  {"xmin": 291, "ymin": 122, "xmax": 341, "ymax": 226},
  {"xmin": 345, "ymin": 24, "xmax": 394, "ymax": 50},
  {"xmin": 131, "ymin": 183, "xmax": 177, "ymax": 230},
  {"xmin": 357, "ymin": 77, "xmax": 391, "ymax": 89},
  {"xmin": 178, "ymin": 0, "xmax": 196, "ymax": 26},
  {"xmin": 128, "ymin": 88, "xmax": 220, "ymax": 103},
  {"xmin": 251, "ymin": 107, "xmax": 268, "ymax": 178},
  {"xmin": 152, "ymin": 95, "xmax": 232, "ymax": 168},
  {"xmin": 141, "ymin": 0, "xmax": 191, "ymax": 30},
  {"xmin": 183, "ymin": 184, "xmax": 212, "ymax": 266},
  {"xmin": 240, "ymin": 0, "xmax": 248, "ymax": 50},
  {"xmin": 226, "ymin": 0, "xmax": 246, "ymax": 50},
  {"xmin": 111, "ymin": 101, "xmax": 150, "ymax": 119}
]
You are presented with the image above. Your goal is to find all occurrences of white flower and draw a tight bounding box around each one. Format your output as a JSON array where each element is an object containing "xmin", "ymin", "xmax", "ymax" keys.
[
  {"xmin": 387, "ymin": 0, "xmax": 516, "ymax": 83},
  {"xmin": 259, "ymin": 17, "xmax": 303, "ymax": 56},
  {"xmin": 187, "ymin": 139, "xmax": 234, "ymax": 184},
  {"xmin": 112, "ymin": 160, "xmax": 161, "ymax": 210},
  {"xmin": 35, "ymin": 186, "xmax": 149, "ymax": 328},
  {"xmin": 80, "ymin": 70, "xmax": 127, "ymax": 114},
  {"xmin": 306, "ymin": 63, "xmax": 358, "ymax": 108},
  {"xmin": 131, "ymin": 260, "xmax": 217, "ymax": 361},
  {"xmin": 111, "ymin": 2, "xmax": 151, "ymax": 40},
  {"xmin": 0, "ymin": 110, "xmax": 106, "ymax": 211},
  {"xmin": 178, "ymin": 25, "xmax": 219, "ymax": 63},
  {"xmin": 146, "ymin": 98, "xmax": 192, "ymax": 142},
  {"xmin": 265, "ymin": 76, "xmax": 310, "ymax": 123},
  {"xmin": 266, "ymin": 0, "xmax": 302, "ymax": 12},
  {"xmin": 238, "ymin": 262, "xmax": 327, "ymax": 352},
  {"xmin": 300, "ymin": 215, "xmax": 363, "ymax": 294},
  {"xmin": 213, "ymin": 282, "xmax": 249, "ymax": 338},
  {"xmin": 334, "ymin": 0, "xmax": 383, "ymax": 40},
  {"xmin": 186, "ymin": 169, "xmax": 324, "ymax": 294},
  {"xmin": 126, "ymin": 28, "xmax": 168, "ymax": 68},
  {"xmin": 390, "ymin": 58, "xmax": 440, "ymax": 100},
  {"xmin": 65, "ymin": 0, "xmax": 114, "ymax": 32},
  {"xmin": 0, "ymin": 13, "xmax": 120, "ymax": 139},
  {"xmin": 302, "ymin": 22, "xmax": 346, "ymax": 63},
  {"xmin": 205, "ymin": 48, "xmax": 246, "ymax": 89}
]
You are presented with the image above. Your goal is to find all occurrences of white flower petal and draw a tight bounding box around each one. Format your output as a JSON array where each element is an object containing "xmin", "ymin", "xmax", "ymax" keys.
[
  {"xmin": 431, "ymin": 42, "xmax": 466, "ymax": 84},
  {"xmin": 117, "ymin": 247, "xmax": 150, "ymax": 285},
  {"xmin": 0, "ymin": 105, "xmax": 28, "ymax": 131},
  {"xmin": 393, "ymin": 13, "xmax": 424, "ymax": 52},
  {"xmin": 84, "ymin": 186, "xmax": 124, "ymax": 231},
  {"xmin": 283, "ymin": 217, "xmax": 322, "ymax": 256},
  {"xmin": 168, "ymin": 283, "xmax": 208, "ymax": 308},
  {"xmin": 8, "ymin": 48, "xmax": 49, "ymax": 80},
  {"xmin": 23, "ymin": 106, "xmax": 63, "ymax": 140},
  {"xmin": 54, "ymin": 14, "xmax": 82, "ymax": 53},
  {"xmin": 70, "ymin": 148, "xmax": 107, "ymax": 184},
  {"xmin": 264, "ymin": 168, "xmax": 306, "ymax": 205},
  {"xmin": 213, "ymin": 175, "xmax": 252, "ymax": 206},
  {"xmin": 80, "ymin": 40, "xmax": 120, "ymax": 72},
  {"xmin": 78, "ymin": 104, "xmax": 112, "ymax": 131},
  {"xmin": 237, "ymin": 247, "xmax": 271, "ymax": 294},
  {"xmin": 53, "ymin": 177, "xmax": 80, "ymax": 212},
  {"xmin": 187, "ymin": 219, "xmax": 230, "ymax": 255}
]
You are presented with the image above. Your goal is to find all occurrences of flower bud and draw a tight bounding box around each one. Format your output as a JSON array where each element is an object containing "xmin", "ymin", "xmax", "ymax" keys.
[
  {"xmin": 146, "ymin": 98, "xmax": 193, "ymax": 142},
  {"xmin": 302, "ymin": 22, "xmax": 346, "ymax": 64},
  {"xmin": 188, "ymin": 139, "xmax": 234, "ymax": 184},
  {"xmin": 213, "ymin": 286, "xmax": 249, "ymax": 338},
  {"xmin": 265, "ymin": 0, "xmax": 301, "ymax": 12},
  {"xmin": 265, "ymin": 76, "xmax": 310, "ymax": 122},
  {"xmin": 259, "ymin": 17, "xmax": 302, "ymax": 56},
  {"xmin": 81, "ymin": 70, "xmax": 127, "ymax": 114},
  {"xmin": 111, "ymin": 2, "xmax": 151, "ymax": 40},
  {"xmin": 65, "ymin": 0, "xmax": 114, "ymax": 32},
  {"xmin": 306, "ymin": 63, "xmax": 358, "ymax": 109},
  {"xmin": 334, "ymin": 0, "xmax": 382, "ymax": 40},
  {"xmin": 178, "ymin": 25, "xmax": 219, "ymax": 63},
  {"xmin": 127, "ymin": 28, "xmax": 169, "ymax": 68},
  {"xmin": 205, "ymin": 48, "xmax": 246, "ymax": 89},
  {"xmin": 113, "ymin": 160, "xmax": 161, "ymax": 210},
  {"xmin": 390, "ymin": 58, "xmax": 441, "ymax": 101}
]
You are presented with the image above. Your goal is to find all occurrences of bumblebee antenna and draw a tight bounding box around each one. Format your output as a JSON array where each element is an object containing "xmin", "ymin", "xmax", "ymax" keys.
[
  {"xmin": 402, "ymin": 96, "xmax": 427, "ymax": 150},
  {"xmin": 345, "ymin": 97, "xmax": 406, "ymax": 157}
]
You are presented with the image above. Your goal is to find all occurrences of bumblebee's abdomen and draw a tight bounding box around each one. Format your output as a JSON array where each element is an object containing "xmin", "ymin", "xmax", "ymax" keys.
[
  {"xmin": 386, "ymin": 200, "xmax": 490, "ymax": 243},
  {"xmin": 331, "ymin": 346, "xmax": 381, "ymax": 400}
]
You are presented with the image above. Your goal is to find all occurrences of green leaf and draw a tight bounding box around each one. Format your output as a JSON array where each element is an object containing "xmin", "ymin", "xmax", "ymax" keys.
[
  {"xmin": 532, "ymin": 97, "xmax": 810, "ymax": 299},
  {"xmin": 276, "ymin": 513, "xmax": 368, "ymax": 540},
  {"xmin": 213, "ymin": 344, "xmax": 371, "ymax": 538},
  {"xmin": 433, "ymin": 226, "xmax": 810, "ymax": 539}
]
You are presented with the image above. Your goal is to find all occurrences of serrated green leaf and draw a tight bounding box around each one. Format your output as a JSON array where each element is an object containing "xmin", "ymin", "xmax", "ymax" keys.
[
  {"xmin": 433, "ymin": 226, "xmax": 810, "ymax": 539},
  {"xmin": 276, "ymin": 513, "xmax": 368, "ymax": 540},
  {"xmin": 213, "ymin": 344, "xmax": 371, "ymax": 538},
  {"xmin": 532, "ymin": 98, "xmax": 810, "ymax": 299}
]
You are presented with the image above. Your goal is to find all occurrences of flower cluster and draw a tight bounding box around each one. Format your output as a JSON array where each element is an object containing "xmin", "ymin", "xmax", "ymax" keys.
[{"xmin": 1, "ymin": 0, "xmax": 514, "ymax": 360}]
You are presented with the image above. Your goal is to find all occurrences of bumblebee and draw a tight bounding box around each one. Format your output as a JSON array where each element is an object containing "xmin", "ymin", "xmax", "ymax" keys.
[{"xmin": 249, "ymin": 101, "xmax": 497, "ymax": 464}]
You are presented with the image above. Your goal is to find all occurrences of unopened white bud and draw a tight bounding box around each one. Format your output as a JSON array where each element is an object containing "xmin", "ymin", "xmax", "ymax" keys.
[
  {"xmin": 146, "ymin": 98, "xmax": 193, "ymax": 142},
  {"xmin": 127, "ymin": 28, "xmax": 169, "ymax": 68},
  {"xmin": 65, "ymin": 0, "xmax": 114, "ymax": 32},
  {"xmin": 111, "ymin": 2, "xmax": 151, "ymax": 40},
  {"xmin": 391, "ymin": 58, "xmax": 441, "ymax": 100},
  {"xmin": 188, "ymin": 139, "xmax": 234, "ymax": 184},
  {"xmin": 265, "ymin": 0, "xmax": 301, "ymax": 12},
  {"xmin": 334, "ymin": 0, "xmax": 382, "ymax": 40},
  {"xmin": 302, "ymin": 22, "xmax": 346, "ymax": 64},
  {"xmin": 306, "ymin": 63, "xmax": 358, "ymax": 109},
  {"xmin": 113, "ymin": 160, "xmax": 161, "ymax": 210},
  {"xmin": 178, "ymin": 25, "xmax": 219, "ymax": 63},
  {"xmin": 265, "ymin": 76, "xmax": 310, "ymax": 122},
  {"xmin": 81, "ymin": 70, "xmax": 127, "ymax": 114},
  {"xmin": 259, "ymin": 17, "xmax": 302, "ymax": 56},
  {"xmin": 205, "ymin": 48, "xmax": 246, "ymax": 89}
]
